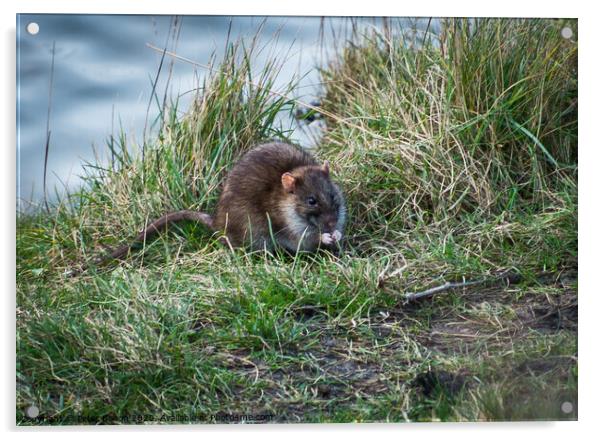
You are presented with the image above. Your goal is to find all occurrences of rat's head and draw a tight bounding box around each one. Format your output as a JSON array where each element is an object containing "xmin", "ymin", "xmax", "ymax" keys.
[{"xmin": 281, "ymin": 162, "xmax": 343, "ymax": 234}]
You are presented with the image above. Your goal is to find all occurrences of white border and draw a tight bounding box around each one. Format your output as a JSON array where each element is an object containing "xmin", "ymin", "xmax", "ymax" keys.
[
  {"xmin": 4, "ymin": 0, "xmax": 582, "ymax": 17},
  {"xmin": 3, "ymin": 1, "xmax": 598, "ymax": 439}
]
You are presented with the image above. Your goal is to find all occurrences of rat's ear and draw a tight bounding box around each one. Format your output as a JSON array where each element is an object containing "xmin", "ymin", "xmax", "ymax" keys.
[
  {"xmin": 322, "ymin": 160, "xmax": 330, "ymax": 176},
  {"xmin": 281, "ymin": 172, "xmax": 296, "ymax": 192}
]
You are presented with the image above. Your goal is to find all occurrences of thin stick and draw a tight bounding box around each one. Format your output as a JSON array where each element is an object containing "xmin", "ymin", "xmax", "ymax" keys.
[
  {"xmin": 404, "ymin": 271, "xmax": 522, "ymax": 302},
  {"xmin": 145, "ymin": 43, "xmax": 387, "ymax": 141}
]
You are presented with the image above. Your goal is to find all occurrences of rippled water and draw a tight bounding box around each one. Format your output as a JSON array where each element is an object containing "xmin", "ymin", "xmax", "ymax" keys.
[{"xmin": 16, "ymin": 14, "xmax": 432, "ymax": 210}]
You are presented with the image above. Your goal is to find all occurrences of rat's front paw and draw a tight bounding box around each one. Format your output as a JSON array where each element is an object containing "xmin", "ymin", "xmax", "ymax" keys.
[
  {"xmin": 321, "ymin": 233, "xmax": 334, "ymax": 245},
  {"xmin": 332, "ymin": 230, "xmax": 342, "ymax": 242}
]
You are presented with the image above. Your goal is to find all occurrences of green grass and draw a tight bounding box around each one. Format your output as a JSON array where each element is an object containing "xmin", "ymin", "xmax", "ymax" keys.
[{"xmin": 17, "ymin": 18, "xmax": 577, "ymax": 424}]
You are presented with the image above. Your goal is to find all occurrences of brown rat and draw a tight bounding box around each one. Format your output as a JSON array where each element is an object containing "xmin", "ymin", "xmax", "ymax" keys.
[
  {"xmin": 73, "ymin": 141, "xmax": 346, "ymax": 274},
  {"xmin": 214, "ymin": 141, "xmax": 346, "ymax": 252}
]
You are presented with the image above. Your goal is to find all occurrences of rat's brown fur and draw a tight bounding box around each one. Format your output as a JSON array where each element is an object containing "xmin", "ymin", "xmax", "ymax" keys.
[
  {"xmin": 213, "ymin": 142, "xmax": 345, "ymax": 252},
  {"xmin": 72, "ymin": 142, "xmax": 345, "ymax": 275}
]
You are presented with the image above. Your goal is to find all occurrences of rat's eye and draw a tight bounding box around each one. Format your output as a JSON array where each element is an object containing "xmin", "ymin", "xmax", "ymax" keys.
[{"xmin": 307, "ymin": 196, "xmax": 317, "ymax": 206}]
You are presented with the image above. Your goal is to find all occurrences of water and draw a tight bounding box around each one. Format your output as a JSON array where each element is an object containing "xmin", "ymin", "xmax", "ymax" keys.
[{"xmin": 16, "ymin": 14, "xmax": 433, "ymax": 211}]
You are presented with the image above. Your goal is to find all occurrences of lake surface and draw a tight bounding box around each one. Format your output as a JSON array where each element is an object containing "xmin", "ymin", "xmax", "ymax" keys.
[{"xmin": 16, "ymin": 14, "xmax": 434, "ymax": 211}]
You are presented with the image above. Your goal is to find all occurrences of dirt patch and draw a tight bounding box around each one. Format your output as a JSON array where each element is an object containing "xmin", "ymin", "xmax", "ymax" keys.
[
  {"xmin": 414, "ymin": 273, "xmax": 577, "ymax": 354},
  {"xmin": 413, "ymin": 370, "xmax": 472, "ymax": 397},
  {"xmin": 516, "ymin": 300, "xmax": 577, "ymax": 333},
  {"xmin": 515, "ymin": 356, "xmax": 575, "ymax": 377}
]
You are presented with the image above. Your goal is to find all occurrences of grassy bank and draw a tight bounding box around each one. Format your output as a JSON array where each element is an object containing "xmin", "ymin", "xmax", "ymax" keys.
[{"xmin": 17, "ymin": 18, "xmax": 577, "ymax": 423}]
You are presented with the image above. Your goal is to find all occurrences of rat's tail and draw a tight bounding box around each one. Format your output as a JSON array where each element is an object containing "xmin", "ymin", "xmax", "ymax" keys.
[
  {"xmin": 67, "ymin": 210, "xmax": 213, "ymax": 277},
  {"xmin": 105, "ymin": 210, "xmax": 214, "ymax": 260}
]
